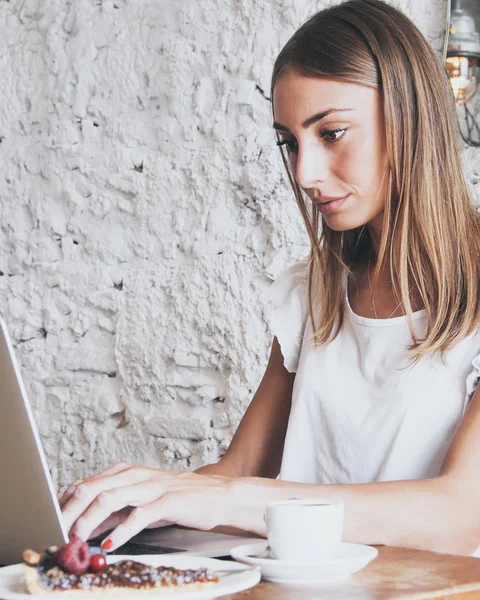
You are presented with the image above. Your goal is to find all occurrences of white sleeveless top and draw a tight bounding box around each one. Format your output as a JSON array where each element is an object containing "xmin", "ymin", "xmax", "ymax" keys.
[{"xmin": 268, "ymin": 258, "xmax": 480, "ymax": 557}]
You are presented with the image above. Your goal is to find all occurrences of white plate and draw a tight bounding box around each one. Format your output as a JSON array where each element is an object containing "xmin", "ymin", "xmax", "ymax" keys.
[
  {"xmin": 0, "ymin": 554, "xmax": 261, "ymax": 599},
  {"xmin": 230, "ymin": 541, "xmax": 378, "ymax": 584}
]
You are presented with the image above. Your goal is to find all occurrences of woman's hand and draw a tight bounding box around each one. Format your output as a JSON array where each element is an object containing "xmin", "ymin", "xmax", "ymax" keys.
[{"xmin": 59, "ymin": 462, "xmax": 240, "ymax": 551}]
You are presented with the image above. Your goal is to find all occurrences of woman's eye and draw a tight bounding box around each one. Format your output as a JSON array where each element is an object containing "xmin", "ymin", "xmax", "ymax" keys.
[
  {"xmin": 275, "ymin": 128, "xmax": 346, "ymax": 152},
  {"xmin": 276, "ymin": 138, "xmax": 298, "ymax": 153},
  {"xmin": 320, "ymin": 128, "xmax": 347, "ymax": 142}
]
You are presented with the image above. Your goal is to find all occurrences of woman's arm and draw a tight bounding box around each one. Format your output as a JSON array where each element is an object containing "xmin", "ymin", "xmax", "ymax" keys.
[
  {"xmin": 196, "ymin": 336, "xmax": 295, "ymax": 478},
  {"xmin": 193, "ymin": 336, "xmax": 295, "ymax": 536},
  {"xmin": 61, "ymin": 355, "xmax": 480, "ymax": 556},
  {"xmin": 60, "ymin": 337, "xmax": 294, "ymax": 539},
  {"xmin": 226, "ymin": 384, "xmax": 480, "ymax": 556}
]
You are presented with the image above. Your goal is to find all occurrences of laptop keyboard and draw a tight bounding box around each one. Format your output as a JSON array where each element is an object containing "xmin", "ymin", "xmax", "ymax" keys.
[
  {"xmin": 89, "ymin": 538, "xmax": 185, "ymax": 555},
  {"xmin": 108, "ymin": 541, "xmax": 185, "ymax": 555}
]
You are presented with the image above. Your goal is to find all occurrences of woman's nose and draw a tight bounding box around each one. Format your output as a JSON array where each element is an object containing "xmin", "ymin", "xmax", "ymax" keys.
[{"xmin": 292, "ymin": 145, "xmax": 329, "ymax": 190}]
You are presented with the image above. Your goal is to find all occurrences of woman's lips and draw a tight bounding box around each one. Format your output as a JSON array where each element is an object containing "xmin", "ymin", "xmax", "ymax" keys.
[{"xmin": 315, "ymin": 194, "xmax": 350, "ymax": 214}]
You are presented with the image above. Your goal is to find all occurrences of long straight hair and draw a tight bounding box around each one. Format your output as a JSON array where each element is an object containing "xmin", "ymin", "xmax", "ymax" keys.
[{"xmin": 271, "ymin": 0, "xmax": 480, "ymax": 361}]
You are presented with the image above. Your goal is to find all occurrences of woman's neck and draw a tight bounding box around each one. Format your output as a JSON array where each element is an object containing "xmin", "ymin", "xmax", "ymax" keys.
[{"xmin": 366, "ymin": 215, "xmax": 383, "ymax": 258}]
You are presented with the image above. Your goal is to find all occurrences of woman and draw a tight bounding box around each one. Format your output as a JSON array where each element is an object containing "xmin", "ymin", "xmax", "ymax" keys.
[{"xmin": 60, "ymin": 0, "xmax": 480, "ymax": 556}]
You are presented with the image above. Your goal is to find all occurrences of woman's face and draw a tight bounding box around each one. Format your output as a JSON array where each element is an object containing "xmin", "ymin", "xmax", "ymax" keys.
[{"xmin": 272, "ymin": 70, "xmax": 387, "ymax": 232}]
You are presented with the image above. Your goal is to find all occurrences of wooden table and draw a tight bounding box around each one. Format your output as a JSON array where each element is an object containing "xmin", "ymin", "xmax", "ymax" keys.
[{"xmin": 222, "ymin": 546, "xmax": 480, "ymax": 599}]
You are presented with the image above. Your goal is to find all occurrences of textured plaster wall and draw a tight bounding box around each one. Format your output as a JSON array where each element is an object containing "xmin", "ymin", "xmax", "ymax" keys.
[{"xmin": 0, "ymin": 0, "xmax": 475, "ymax": 489}]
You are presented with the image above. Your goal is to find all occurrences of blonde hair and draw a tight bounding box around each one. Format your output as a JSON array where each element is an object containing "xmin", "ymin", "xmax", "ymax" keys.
[{"xmin": 271, "ymin": 0, "xmax": 480, "ymax": 361}]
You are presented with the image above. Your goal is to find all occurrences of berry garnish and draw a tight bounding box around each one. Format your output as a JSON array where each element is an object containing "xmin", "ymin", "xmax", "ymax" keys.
[
  {"xmin": 89, "ymin": 553, "xmax": 107, "ymax": 573},
  {"xmin": 54, "ymin": 536, "xmax": 90, "ymax": 575}
]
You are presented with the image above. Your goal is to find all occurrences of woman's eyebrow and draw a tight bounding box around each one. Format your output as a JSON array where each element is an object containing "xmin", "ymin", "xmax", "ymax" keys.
[{"xmin": 273, "ymin": 108, "xmax": 353, "ymax": 131}]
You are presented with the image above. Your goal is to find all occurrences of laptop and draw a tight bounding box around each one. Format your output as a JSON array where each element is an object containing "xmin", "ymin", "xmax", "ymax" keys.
[{"xmin": 0, "ymin": 318, "xmax": 259, "ymax": 565}]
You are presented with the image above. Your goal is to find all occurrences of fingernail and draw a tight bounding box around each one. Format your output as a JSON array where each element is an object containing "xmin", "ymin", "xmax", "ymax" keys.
[{"xmin": 101, "ymin": 539, "xmax": 112, "ymax": 551}]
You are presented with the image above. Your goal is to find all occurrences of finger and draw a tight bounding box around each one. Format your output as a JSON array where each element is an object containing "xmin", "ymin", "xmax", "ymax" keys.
[
  {"xmin": 62, "ymin": 468, "xmax": 149, "ymax": 533},
  {"xmin": 71, "ymin": 481, "xmax": 163, "ymax": 542},
  {"xmin": 58, "ymin": 480, "xmax": 84, "ymax": 509},
  {"xmin": 100, "ymin": 482, "xmax": 225, "ymax": 552},
  {"xmin": 62, "ymin": 467, "xmax": 152, "ymax": 534},
  {"xmin": 145, "ymin": 519, "xmax": 173, "ymax": 529},
  {"xmin": 102, "ymin": 496, "xmax": 177, "ymax": 551},
  {"xmin": 88, "ymin": 507, "xmax": 134, "ymax": 540},
  {"xmin": 58, "ymin": 464, "xmax": 131, "ymax": 509},
  {"xmin": 88, "ymin": 462, "xmax": 134, "ymax": 480}
]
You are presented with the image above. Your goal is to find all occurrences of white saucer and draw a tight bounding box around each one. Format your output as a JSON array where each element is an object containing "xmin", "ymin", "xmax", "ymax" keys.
[{"xmin": 230, "ymin": 541, "xmax": 378, "ymax": 584}]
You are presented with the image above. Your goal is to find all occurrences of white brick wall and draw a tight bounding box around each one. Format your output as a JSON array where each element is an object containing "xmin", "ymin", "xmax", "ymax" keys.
[{"xmin": 0, "ymin": 0, "xmax": 466, "ymax": 488}]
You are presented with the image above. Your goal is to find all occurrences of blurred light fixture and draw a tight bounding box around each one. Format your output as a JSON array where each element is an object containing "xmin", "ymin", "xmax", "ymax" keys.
[{"xmin": 446, "ymin": 0, "xmax": 480, "ymax": 105}]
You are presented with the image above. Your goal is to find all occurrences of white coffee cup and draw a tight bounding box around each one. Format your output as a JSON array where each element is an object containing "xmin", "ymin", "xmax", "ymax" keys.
[{"xmin": 265, "ymin": 498, "xmax": 344, "ymax": 563}]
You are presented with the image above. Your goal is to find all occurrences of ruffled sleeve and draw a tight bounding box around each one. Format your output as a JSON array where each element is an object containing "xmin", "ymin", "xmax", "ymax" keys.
[
  {"xmin": 267, "ymin": 257, "xmax": 310, "ymax": 373},
  {"xmin": 465, "ymin": 353, "xmax": 480, "ymax": 400}
]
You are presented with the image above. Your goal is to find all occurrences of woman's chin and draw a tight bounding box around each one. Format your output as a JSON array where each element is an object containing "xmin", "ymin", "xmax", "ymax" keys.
[{"xmin": 323, "ymin": 213, "xmax": 368, "ymax": 232}]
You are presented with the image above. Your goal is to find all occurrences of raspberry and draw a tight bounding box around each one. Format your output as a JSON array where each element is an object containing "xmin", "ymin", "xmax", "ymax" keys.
[{"xmin": 54, "ymin": 536, "xmax": 90, "ymax": 574}]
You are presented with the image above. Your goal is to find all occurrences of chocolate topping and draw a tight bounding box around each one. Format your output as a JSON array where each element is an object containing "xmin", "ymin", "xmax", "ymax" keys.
[{"xmin": 30, "ymin": 554, "xmax": 219, "ymax": 592}]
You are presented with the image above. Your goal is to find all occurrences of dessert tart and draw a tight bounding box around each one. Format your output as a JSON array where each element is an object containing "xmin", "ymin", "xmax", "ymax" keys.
[{"xmin": 22, "ymin": 537, "xmax": 219, "ymax": 596}]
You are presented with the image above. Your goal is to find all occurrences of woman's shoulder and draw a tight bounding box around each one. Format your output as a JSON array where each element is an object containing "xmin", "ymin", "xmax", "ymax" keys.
[
  {"xmin": 273, "ymin": 257, "xmax": 309, "ymax": 282},
  {"xmin": 267, "ymin": 257, "xmax": 310, "ymax": 373}
]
